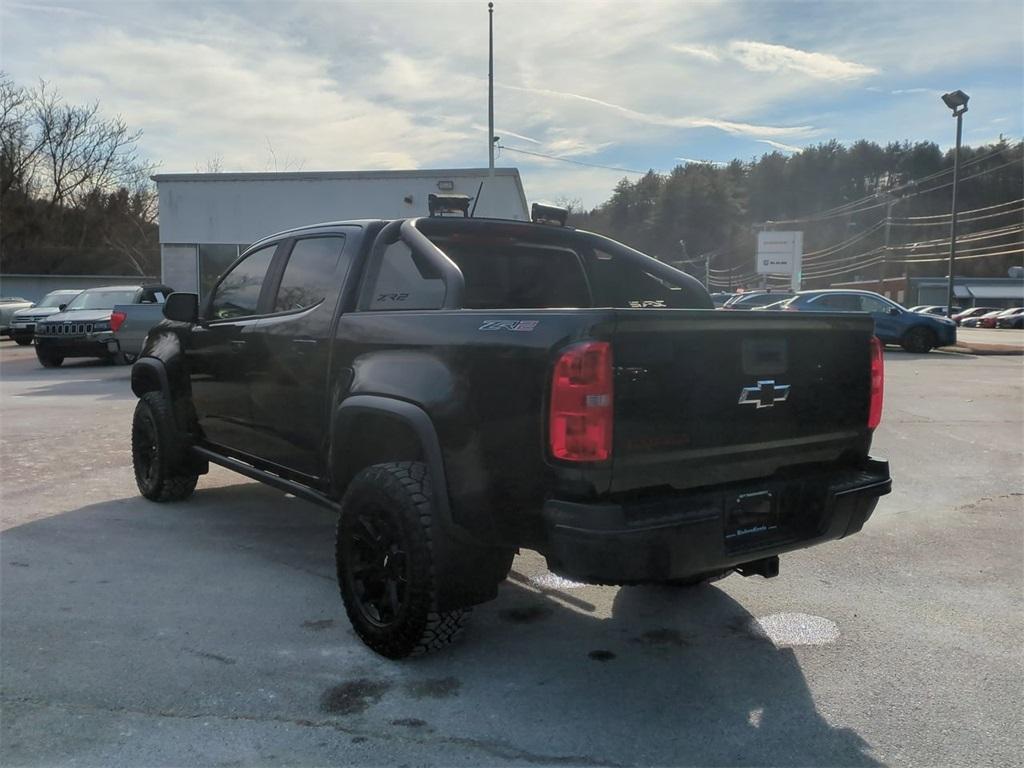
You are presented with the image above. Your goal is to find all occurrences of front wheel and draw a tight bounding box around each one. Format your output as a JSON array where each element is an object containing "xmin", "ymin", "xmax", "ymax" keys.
[
  {"xmin": 14, "ymin": 337, "xmax": 31, "ymax": 346},
  {"xmin": 336, "ymin": 462, "xmax": 469, "ymax": 659},
  {"xmin": 132, "ymin": 392, "xmax": 198, "ymax": 502},
  {"xmin": 36, "ymin": 348, "xmax": 64, "ymax": 368},
  {"xmin": 901, "ymin": 326, "xmax": 936, "ymax": 353}
]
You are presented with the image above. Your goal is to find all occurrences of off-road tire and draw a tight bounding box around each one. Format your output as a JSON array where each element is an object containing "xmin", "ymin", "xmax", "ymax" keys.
[
  {"xmin": 132, "ymin": 391, "xmax": 198, "ymax": 502},
  {"xmin": 14, "ymin": 337, "xmax": 31, "ymax": 346},
  {"xmin": 336, "ymin": 461, "xmax": 469, "ymax": 659},
  {"xmin": 901, "ymin": 326, "xmax": 936, "ymax": 353},
  {"xmin": 36, "ymin": 348, "xmax": 63, "ymax": 368}
]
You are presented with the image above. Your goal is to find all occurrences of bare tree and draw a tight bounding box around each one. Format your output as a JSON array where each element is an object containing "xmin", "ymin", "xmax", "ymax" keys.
[
  {"xmin": 0, "ymin": 73, "xmax": 43, "ymax": 202},
  {"xmin": 264, "ymin": 137, "xmax": 305, "ymax": 172},
  {"xmin": 32, "ymin": 81, "xmax": 155, "ymax": 209},
  {"xmin": 195, "ymin": 154, "xmax": 224, "ymax": 173},
  {"xmin": 1, "ymin": 75, "xmax": 160, "ymax": 274}
]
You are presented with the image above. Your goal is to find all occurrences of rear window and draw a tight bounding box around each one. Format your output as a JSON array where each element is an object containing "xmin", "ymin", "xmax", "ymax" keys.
[
  {"xmin": 361, "ymin": 227, "xmax": 707, "ymax": 311},
  {"xmin": 65, "ymin": 289, "xmax": 139, "ymax": 310},
  {"xmin": 441, "ymin": 241, "xmax": 590, "ymax": 309}
]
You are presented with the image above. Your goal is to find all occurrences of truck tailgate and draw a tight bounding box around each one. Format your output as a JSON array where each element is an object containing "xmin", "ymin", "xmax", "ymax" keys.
[{"xmin": 610, "ymin": 310, "xmax": 875, "ymax": 493}]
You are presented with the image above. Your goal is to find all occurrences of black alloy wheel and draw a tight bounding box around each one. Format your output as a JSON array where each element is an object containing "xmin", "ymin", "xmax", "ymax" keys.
[{"xmin": 341, "ymin": 508, "xmax": 411, "ymax": 628}]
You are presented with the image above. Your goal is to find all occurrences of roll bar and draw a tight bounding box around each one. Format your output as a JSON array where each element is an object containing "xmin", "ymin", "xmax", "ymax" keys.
[{"xmin": 401, "ymin": 219, "xmax": 465, "ymax": 310}]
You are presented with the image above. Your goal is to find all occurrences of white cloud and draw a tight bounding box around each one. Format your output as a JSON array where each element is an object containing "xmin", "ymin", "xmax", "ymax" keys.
[
  {"xmin": 496, "ymin": 83, "xmax": 817, "ymax": 138},
  {"xmin": 756, "ymin": 139, "xmax": 802, "ymax": 153},
  {"xmin": 729, "ymin": 41, "xmax": 878, "ymax": 80},
  {"xmin": 45, "ymin": 25, "xmax": 474, "ymax": 173},
  {"xmin": 670, "ymin": 44, "xmax": 720, "ymax": 63},
  {"xmin": 472, "ymin": 124, "xmax": 542, "ymax": 145},
  {"xmin": 2, "ymin": 0, "xmax": 1020, "ymax": 211}
]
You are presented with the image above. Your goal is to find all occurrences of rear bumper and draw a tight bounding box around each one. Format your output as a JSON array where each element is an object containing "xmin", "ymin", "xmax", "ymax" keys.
[{"xmin": 541, "ymin": 458, "xmax": 891, "ymax": 583}]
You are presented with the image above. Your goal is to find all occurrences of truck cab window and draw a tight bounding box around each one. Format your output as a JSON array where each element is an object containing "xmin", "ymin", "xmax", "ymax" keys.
[
  {"xmin": 208, "ymin": 244, "xmax": 276, "ymax": 319},
  {"xmin": 274, "ymin": 236, "xmax": 348, "ymax": 313}
]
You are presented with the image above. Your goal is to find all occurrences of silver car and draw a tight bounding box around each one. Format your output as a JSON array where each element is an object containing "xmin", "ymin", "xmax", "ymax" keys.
[
  {"xmin": 0, "ymin": 297, "xmax": 35, "ymax": 336},
  {"xmin": 7, "ymin": 290, "xmax": 83, "ymax": 346}
]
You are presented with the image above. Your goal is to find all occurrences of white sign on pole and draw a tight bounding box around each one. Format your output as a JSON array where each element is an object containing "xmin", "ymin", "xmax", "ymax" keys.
[{"xmin": 756, "ymin": 231, "xmax": 803, "ymax": 291}]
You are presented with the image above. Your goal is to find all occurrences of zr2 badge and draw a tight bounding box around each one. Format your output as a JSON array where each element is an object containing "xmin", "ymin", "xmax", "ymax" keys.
[{"xmin": 479, "ymin": 320, "xmax": 539, "ymax": 332}]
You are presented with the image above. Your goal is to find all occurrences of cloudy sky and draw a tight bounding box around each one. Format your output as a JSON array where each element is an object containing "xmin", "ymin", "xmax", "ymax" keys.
[{"xmin": 2, "ymin": 0, "xmax": 1021, "ymax": 207}]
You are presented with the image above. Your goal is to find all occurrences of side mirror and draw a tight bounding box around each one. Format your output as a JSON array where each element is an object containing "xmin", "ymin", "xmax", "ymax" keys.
[
  {"xmin": 889, "ymin": 307, "xmax": 900, "ymax": 316},
  {"xmin": 163, "ymin": 292, "xmax": 199, "ymax": 323},
  {"xmin": 58, "ymin": 304, "xmax": 67, "ymax": 311}
]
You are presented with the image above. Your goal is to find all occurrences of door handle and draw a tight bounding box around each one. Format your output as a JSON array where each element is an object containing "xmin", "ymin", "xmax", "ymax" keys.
[
  {"xmin": 229, "ymin": 340, "xmax": 247, "ymax": 352},
  {"xmin": 292, "ymin": 338, "xmax": 318, "ymax": 345}
]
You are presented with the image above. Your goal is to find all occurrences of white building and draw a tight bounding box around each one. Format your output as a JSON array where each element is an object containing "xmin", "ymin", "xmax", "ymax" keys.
[{"xmin": 153, "ymin": 168, "xmax": 530, "ymax": 296}]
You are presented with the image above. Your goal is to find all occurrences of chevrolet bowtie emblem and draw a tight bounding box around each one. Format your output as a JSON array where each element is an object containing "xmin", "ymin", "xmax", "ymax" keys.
[{"xmin": 739, "ymin": 379, "xmax": 790, "ymax": 409}]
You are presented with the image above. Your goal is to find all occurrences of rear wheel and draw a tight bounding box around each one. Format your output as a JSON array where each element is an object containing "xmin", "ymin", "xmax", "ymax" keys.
[
  {"xmin": 36, "ymin": 348, "xmax": 64, "ymax": 368},
  {"xmin": 901, "ymin": 326, "xmax": 936, "ymax": 353},
  {"xmin": 14, "ymin": 337, "xmax": 31, "ymax": 346},
  {"xmin": 336, "ymin": 461, "xmax": 469, "ymax": 659},
  {"xmin": 132, "ymin": 391, "xmax": 198, "ymax": 502}
]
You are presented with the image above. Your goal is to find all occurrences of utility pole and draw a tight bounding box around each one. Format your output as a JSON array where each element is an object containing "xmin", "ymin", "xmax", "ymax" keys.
[
  {"xmin": 488, "ymin": 2, "xmax": 495, "ymax": 176},
  {"xmin": 941, "ymin": 89, "xmax": 969, "ymax": 316},
  {"xmin": 880, "ymin": 196, "xmax": 895, "ymax": 296}
]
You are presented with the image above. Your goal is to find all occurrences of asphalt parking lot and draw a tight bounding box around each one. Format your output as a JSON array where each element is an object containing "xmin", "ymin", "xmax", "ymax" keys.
[{"xmin": 1, "ymin": 340, "xmax": 1021, "ymax": 767}]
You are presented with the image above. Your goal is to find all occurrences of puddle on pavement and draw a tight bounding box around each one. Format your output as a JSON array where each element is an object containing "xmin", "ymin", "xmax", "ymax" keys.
[{"xmin": 750, "ymin": 613, "xmax": 840, "ymax": 646}]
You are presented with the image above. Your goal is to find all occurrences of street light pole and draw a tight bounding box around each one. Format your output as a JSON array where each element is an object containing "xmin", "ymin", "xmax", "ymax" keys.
[
  {"xmin": 488, "ymin": 2, "xmax": 495, "ymax": 177},
  {"xmin": 941, "ymin": 90, "xmax": 969, "ymax": 317}
]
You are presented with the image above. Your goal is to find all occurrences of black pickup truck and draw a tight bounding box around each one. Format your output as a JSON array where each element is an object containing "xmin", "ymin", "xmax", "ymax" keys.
[{"xmin": 130, "ymin": 204, "xmax": 890, "ymax": 658}]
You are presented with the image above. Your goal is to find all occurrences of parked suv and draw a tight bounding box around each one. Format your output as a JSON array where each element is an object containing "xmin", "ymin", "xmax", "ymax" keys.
[
  {"xmin": 0, "ymin": 297, "xmax": 34, "ymax": 337},
  {"xmin": 34, "ymin": 284, "xmax": 172, "ymax": 367},
  {"xmin": 129, "ymin": 211, "xmax": 890, "ymax": 658},
  {"xmin": 7, "ymin": 289, "xmax": 82, "ymax": 346},
  {"xmin": 783, "ymin": 290, "xmax": 955, "ymax": 353}
]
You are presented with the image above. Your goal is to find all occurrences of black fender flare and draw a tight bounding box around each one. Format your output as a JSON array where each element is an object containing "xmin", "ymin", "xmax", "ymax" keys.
[
  {"xmin": 130, "ymin": 356, "xmax": 171, "ymax": 401},
  {"xmin": 331, "ymin": 395, "xmax": 510, "ymax": 610},
  {"xmin": 331, "ymin": 394, "xmax": 456, "ymax": 530}
]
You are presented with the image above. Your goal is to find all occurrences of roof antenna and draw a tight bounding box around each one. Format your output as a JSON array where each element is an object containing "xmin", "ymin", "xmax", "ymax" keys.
[{"xmin": 470, "ymin": 180, "xmax": 484, "ymax": 217}]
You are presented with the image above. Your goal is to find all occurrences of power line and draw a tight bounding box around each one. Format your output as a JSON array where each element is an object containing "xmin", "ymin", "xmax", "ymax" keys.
[
  {"xmin": 893, "ymin": 205, "xmax": 1023, "ymax": 227},
  {"xmin": 896, "ymin": 197, "xmax": 1023, "ymax": 220},
  {"xmin": 889, "ymin": 246, "xmax": 1024, "ymax": 264},
  {"xmin": 761, "ymin": 144, "xmax": 1021, "ymax": 226}
]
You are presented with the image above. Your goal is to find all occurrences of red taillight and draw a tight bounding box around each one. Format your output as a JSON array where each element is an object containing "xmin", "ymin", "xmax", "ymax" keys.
[
  {"xmin": 868, "ymin": 336, "xmax": 884, "ymax": 430},
  {"xmin": 110, "ymin": 310, "xmax": 127, "ymax": 333},
  {"xmin": 549, "ymin": 341, "xmax": 613, "ymax": 462}
]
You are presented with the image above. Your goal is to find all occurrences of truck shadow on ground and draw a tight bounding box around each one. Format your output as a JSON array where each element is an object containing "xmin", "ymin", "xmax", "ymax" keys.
[{"xmin": 1, "ymin": 481, "xmax": 879, "ymax": 767}]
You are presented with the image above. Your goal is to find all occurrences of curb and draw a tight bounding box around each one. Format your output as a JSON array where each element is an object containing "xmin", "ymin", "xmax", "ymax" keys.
[{"xmin": 941, "ymin": 343, "xmax": 1024, "ymax": 356}]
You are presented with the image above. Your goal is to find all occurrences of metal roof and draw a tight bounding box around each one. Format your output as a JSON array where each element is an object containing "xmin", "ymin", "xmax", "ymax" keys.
[{"xmin": 152, "ymin": 168, "xmax": 523, "ymax": 183}]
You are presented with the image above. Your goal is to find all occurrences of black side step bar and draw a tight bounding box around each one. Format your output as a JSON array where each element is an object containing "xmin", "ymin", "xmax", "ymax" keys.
[{"xmin": 193, "ymin": 446, "xmax": 339, "ymax": 512}]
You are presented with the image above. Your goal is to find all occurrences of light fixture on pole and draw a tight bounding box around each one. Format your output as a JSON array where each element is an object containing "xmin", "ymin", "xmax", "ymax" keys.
[
  {"xmin": 488, "ymin": 2, "xmax": 495, "ymax": 176},
  {"xmin": 941, "ymin": 89, "xmax": 969, "ymax": 317}
]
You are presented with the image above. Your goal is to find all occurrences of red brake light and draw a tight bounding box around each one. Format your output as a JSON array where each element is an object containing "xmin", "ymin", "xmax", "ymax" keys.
[
  {"xmin": 110, "ymin": 310, "xmax": 127, "ymax": 333},
  {"xmin": 868, "ymin": 336, "xmax": 884, "ymax": 430},
  {"xmin": 549, "ymin": 341, "xmax": 613, "ymax": 462}
]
